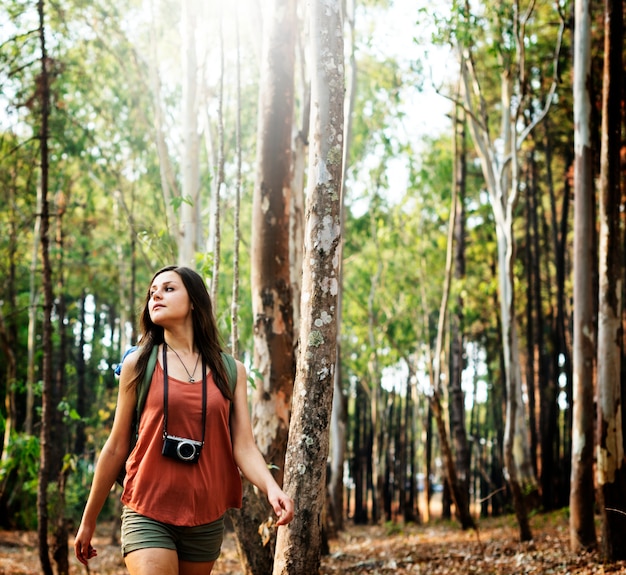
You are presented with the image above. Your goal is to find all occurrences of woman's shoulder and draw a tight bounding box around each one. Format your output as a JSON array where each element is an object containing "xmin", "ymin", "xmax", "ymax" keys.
[{"xmin": 117, "ymin": 346, "xmax": 146, "ymax": 378}]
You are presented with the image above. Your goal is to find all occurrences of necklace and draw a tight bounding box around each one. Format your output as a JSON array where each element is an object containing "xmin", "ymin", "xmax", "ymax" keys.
[{"xmin": 166, "ymin": 343, "xmax": 200, "ymax": 382}]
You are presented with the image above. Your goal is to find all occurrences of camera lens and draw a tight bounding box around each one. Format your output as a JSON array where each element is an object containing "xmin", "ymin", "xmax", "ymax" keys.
[{"xmin": 177, "ymin": 441, "xmax": 196, "ymax": 461}]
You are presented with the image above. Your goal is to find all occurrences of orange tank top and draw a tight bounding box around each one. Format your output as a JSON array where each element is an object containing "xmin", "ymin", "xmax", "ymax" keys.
[{"xmin": 121, "ymin": 361, "xmax": 242, "ymax": 526}]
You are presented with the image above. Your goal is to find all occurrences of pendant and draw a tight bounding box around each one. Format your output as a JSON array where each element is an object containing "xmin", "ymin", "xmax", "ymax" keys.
[{"xmin": 189, "ymin": 377, "xmax": 195, "ymax": 383}]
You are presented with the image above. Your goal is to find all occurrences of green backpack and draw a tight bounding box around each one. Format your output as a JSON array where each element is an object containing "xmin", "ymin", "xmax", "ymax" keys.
[{"xmin": 116, "ymin": 346, "xmax": 238, "ymax": 486}]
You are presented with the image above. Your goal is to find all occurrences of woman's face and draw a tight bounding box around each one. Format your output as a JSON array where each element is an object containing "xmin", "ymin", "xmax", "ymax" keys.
[{"xmin": 148, "ymin": 270, "xmax": 193, "ymax": 327}]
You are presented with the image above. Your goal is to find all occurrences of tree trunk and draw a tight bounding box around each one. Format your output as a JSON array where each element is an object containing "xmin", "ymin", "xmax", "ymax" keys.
[
  {"xmin": 179, "ymin": 0, "xmax": 200, "ymax": 266},
  {"xmin": 532, "ymin": 164, "xmax": 559, "ymax": 512},
  {"xmin": 36, "ymin": 2, "xmax": 54, "ymax": 573},
  {"xmin": 148, "ymin": 3, "xmax": 179, "ymax": 237},
  {"xmin": 327, "ymin": 0, "xmax": 357, "ymax": 535},
  {"xmin": 424, "ymin": 401, "xmax": 433, "ymax": 522},
  {"xmin": 405, "ymin": 374, "xmax": 419, "ymax": 523},
  {"xmin": 367, "ymin": 222, "xmax": 383, "ymax": 523},
  {"xmin": 231, "ymin": 7, "xmax": 243, "ymax": 356},
  {"xmin": 569, "ymin": 0, "xmax": 597, "ymax": 552},
  {"xmin": 230, "ymin": 483, "xmax": 275, "ymax": 575},
  {"xmin": 26, "ymin": 190, "xmax": 42, "ymax": 436},
  {"xmin": 544, "ymin": 118, "xmax": 574, "ymax": 508},
  {"xmin": 353, "ymin": 381, "xmax": 370, "ymax": 524},
  {"xmin": 327, "ymin": 355, "xmax": 346, "ymax": 534},
  {"xmin": 0, "ymin": 308, "xmax": 16, "ymax": 461},
  {"xmin": 272, "ymin": 0, "xmax": 344, "ymax": 570},
  {"xmin": 0, "ymin": 178, "xmax": 18, "ymax": 458},
  {"xmin": 209, "ymin": 3, "xmax": 225, "ymax": 302},
  {"xmin": 595, "ymin": 0, "xmax": 624, "ymax": 560},
  {"xmin": 289, "ymin": 5, "xmax": 309, "ymax": 339},
  {"xmin": 51, "ymin": 193, "xmax": 69, "ymax": 575},
  {"xmin": 448, "ymin": 105, "xmax": 471, "ymax": 525},
  {"xmin": 499, "ymin": 223, "xmax": 533, "ymax": 541},
  {"xmin": 236, "ymin": 0, "xmax": 296, "ymax": 572},
  {"xmin": 427, "ymin": 104, "xmax": 475, "ymax": 530}
]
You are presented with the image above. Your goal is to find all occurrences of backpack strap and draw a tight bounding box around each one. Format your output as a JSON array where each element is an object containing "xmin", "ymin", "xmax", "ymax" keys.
[
  {"xmin": 116, "ymin": 344, "xmax": 158, "ymax": 487},
  {"xmin": 136, "ymin": 345, "xmax": 159, "ymax": 418},
  {"xmin": 220, "ymin": 352, "xmax": 238, "ymax": 395}
]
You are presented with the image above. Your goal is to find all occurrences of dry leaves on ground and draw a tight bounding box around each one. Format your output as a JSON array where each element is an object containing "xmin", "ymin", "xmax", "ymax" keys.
[{"xmin": 1, "ymin": 511, "xmax": 624, "ymax": 574}]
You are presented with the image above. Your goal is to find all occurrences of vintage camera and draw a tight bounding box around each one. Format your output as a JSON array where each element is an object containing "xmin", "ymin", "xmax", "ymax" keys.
[{"xmin": 162, "ymin": 434, "xmax": 203, "ymax": 463}]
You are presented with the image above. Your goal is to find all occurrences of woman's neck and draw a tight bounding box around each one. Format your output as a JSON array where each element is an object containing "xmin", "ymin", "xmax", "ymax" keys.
[{"xmin": 162, "ymin": 330, "xmax": 195, "ymax": 354}]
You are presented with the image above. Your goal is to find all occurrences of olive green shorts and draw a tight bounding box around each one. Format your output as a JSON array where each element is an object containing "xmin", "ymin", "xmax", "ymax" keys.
[{"xmin": 121, "ymin": 506, "xmax": 225, "ymax": 562}]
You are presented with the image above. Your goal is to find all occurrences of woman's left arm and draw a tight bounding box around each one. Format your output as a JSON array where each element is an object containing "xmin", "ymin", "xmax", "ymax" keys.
[{"xmin": 229, "ymin": 360, "xmax": 294, "ymax": 526}]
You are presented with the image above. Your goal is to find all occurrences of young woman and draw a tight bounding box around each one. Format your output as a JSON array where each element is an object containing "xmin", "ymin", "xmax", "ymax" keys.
[{"xmin": 74, "ymin": 266, "xmax": 294, "ymax": 574}]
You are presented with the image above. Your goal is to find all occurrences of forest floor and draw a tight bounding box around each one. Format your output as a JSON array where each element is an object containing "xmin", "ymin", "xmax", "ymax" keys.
[{"xmin": 1, "ymin": 510, "xmax": 625, "ymax": 574}]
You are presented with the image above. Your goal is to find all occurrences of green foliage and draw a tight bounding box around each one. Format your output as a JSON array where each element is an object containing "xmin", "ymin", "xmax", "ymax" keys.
[{"xmin": 0, "ymin": 433, "xmax": 40, "ymax": 529}]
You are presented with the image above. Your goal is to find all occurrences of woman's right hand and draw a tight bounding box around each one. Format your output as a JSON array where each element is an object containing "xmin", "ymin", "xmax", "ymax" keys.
[{"xmin": 74, "ymin": 521, "xmax": 98, "ymax": 565}]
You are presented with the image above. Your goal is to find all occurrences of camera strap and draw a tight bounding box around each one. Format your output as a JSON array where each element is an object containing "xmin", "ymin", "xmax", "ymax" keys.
[{"xmin": 162, "ymin": 344, "xmax": 207, "ymax": 445}]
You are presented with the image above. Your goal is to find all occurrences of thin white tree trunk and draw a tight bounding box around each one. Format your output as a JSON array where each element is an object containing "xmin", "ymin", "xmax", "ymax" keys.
[
  {"xmin": 179, "ymin": 0, "xmax": 200, "ymax": 267},
  {"xmin": 148, "ymin": 0, "xmax": 179, "ymax": 234},
  {"xmin": 209, "ymin": 5, "xmax": 225, "ymax": 302},
  {"xmin": 231, "ymin": 6, "xmax": 243, "ymax": 356}
]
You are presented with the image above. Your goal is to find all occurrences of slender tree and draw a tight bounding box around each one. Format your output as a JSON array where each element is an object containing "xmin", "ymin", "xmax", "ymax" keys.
[
  {"xmin": 595, "ymin": 0, "xmax": 624, "ymax": 560},
  {"xmin": 179, "ymin": 0, "xmax": 200, "ymax": 267},
  {"xmin": 272, "ymin": 0, "xmax": 344, "ymax": 570},
  {"xmin": 448, "ymin": 102, "xmax": 472, "ymax": 527},
  {"xmin": 570, "ymin": 0, "xmax": 597, "ymax": 552},
  {"xmin": 36, "ymin": 1, "xmax": 55, "ymax": 573},
  {"xmin": 231, "ymin": 4, "xmax": 242, "ymax": 356},
  {"xmin": 208, "ymin": 1, "xmax": 225, "ymax": 301},
  {"xmin": 428, "ymin": 151, "xmax": 475, "ymax": 529}
]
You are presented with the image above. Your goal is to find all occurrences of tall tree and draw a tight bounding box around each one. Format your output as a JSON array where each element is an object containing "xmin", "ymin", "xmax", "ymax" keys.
[
  {"xmin": 231, "ymin": 4, "xmax": 243, "ymax": 356},
  {"xmin": 272, "ymin": 0, "xmax": 344, "ymax": 570},
  {"xmin": 428, "ymin": 116, "xmax": 475, "ymax": 530},
  {"xmin": 51, "ymin": 192, "xmax": 69, "ymax": 575},
  {"xmin": 448, "ymin": 103, "xmax": 472, "ymax": 526},
  {"xmin": 232, "ymin": 0, "xmax": 296, "ymax": 573},
  {"xmin": 179, "ymin": 0, "xmax": 200, "ymax": 267},
  {"xmin": 595, "ymin": 0, "xmax": 624, "ymax": 560},
  {"xmin": 35, "ymin": 1, "xmax": 55, "ymax": 573},
  {"xmin": 569, "ymin": 0, "xmax": 597, "ymax": 552}
]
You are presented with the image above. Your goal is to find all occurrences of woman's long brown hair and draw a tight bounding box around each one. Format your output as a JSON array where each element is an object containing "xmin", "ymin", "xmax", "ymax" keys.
[{"xmin": 127, "ymin": 265, "xmax": 233, "ymax": 400}]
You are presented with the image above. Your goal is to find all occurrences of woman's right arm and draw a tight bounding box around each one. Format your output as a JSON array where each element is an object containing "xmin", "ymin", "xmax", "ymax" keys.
[{"xmin": 74, "ymin": 351, "xmax": 139, "ymax": 565}]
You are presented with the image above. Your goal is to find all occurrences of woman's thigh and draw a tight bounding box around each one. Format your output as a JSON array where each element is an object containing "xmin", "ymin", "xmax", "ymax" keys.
[
  {"xmin": 124, "ymin": 546, "xmax": 215, "ymax": 575},
  {"xmin": 125, "ymin": 547, "xmax": 179, "ymax": 575}
]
